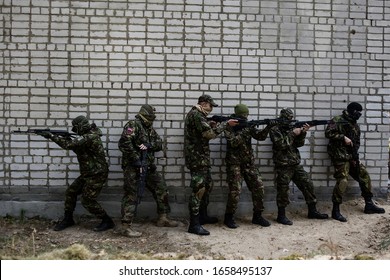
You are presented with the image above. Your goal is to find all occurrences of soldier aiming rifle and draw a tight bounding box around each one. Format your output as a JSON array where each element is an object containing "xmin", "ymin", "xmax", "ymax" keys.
[{"xmin": 11, "ymin": 128, "xmax": 77, "ymax": 138}]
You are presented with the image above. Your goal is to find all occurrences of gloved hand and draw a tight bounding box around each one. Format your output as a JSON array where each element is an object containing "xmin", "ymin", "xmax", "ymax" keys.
[
  {"xmin": 139, "ymin": 143, "xmax": 152, "ymax": 150},
  {"xmin": 267, "ymin": 119, "xmax": 279, "ymax": 126},
  {"xmin": 249, "ymin": 125, "xmax": 258, "ymax": 133}
]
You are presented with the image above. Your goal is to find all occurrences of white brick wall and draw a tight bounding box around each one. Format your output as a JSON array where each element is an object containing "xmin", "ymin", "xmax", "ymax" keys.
[{"xmin": 0, "ymin": 0, "xmax": 389, "ymax": 218}]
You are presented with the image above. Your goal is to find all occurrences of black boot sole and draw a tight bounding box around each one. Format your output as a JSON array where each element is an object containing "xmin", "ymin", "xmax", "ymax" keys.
[
  {"xmin": 331, "ymin": 213, "xmax": 347, "ymax": 222},
  {"xmin": 308, "ymin": 213, "xmax": 329, "ymax": 219},
  {"xmin": 364, "ymin": 208, "xmax": 385, "ymax": 214},
  {"xmin": 188, "ymin": 228, "xmax": 210, "ymax": 235},
  {"xmin": 224, "ymin": 221, "xmax": 238, "ymax": 229}
]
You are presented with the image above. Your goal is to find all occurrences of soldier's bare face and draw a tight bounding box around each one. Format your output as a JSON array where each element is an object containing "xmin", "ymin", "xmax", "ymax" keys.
[{"xmin": 201, "ymin": 102, "xmax": 213, "ymax": 113}]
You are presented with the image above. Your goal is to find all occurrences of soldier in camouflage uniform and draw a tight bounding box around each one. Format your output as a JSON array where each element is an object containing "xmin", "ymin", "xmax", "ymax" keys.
[
  {"xmin": 184, "ymin": 94, "xmax": 238, "ymax": 235},
  {"xmin": 269, "ymin": 108, "xmax": 328, "ymax": 225},
  {"xmin": 325, "ymin": 102, "xmax": 385, "ymax": 222},
  {"xmin": 223, "ymin": 104, "xmax": 277, "ymax": 229},
  {"xmin": 118, "ymin": 105, "xmax": 178, "ymax": 238},
  {"xmin": 41, "ymin": 116, "xmax": 115, "ymax": 232}
]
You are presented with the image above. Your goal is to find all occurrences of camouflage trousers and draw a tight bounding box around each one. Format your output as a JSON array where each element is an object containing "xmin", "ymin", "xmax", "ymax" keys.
[
  {"xmin": 64, "ymin": 172, "xmax": 108, "ymax": 218},
  {"xmin": 121, "ymin": 165, "xmax": 171, "ymax": 224},
  {"xmin": 225, "ymin": 164, "xmax": 265, "ymax": 214},
  {"xmin": 188, "ymin": 168, "xmax": 213, "ymax": 216},
  {"xmin": 275, "ymin": 165, "xmax": 317, "ymax": 208},
  {"xmin": 331, "ymin": 160, "xmax": 373, "ymax": 204}
]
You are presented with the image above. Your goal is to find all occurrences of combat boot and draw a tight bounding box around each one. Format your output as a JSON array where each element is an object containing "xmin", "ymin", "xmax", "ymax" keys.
[
  {"xmin": 331, "ymin": 202, "xmax": 347, "ymax": 222},
  {"xmin": 364, "ymin": 197, "xmax": 385, "ymax": 214},
  {"xmin": 307, "ymin": 203, "xmax": 329, "ymax": 219},
  {"xmin": 93, "ymin": 214, "xmax": 115, "ymax": 232},
  {"xmin": 223, "ymin": 213, "xmax": 238, "ymax": 229},
  {"xmin": 199, "ymin": 207, "xmax": 218, "ymax": 225},
  {"xmin": 156, "ymin": 214, "xmax": 179, "ymax": 227},
  {"xmin": 252, "ymin": 211, "xmax": 271, "ymax": 227},
  {"xmin": 188, "ymin": 214, "xmax": 210, "ymax": 235},
  {"xmin": 53, "ymin": 211, "xmax": 75, "ymax": 231},
  {"xmin": 118, "ymin": 223, "xmax": 142, "ymax": 238},
  {"xmin": 276, "ymin": 207, "xmax": 293, "ymax": 225}
]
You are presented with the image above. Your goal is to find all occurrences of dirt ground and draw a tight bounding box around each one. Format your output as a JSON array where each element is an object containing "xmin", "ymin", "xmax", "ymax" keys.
[{"xmin": 1, "ymin": 199, "xmax": 390, "ymax": 260}]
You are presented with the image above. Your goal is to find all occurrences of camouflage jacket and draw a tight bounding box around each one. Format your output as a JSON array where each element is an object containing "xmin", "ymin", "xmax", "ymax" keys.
[
  {"xmin": 224, "ymin": 114, "xmax": 271, "ymax": 166},
  {"xmin": 269, "ymin": 124, "xmax": 306, "ymax": 167},
  {"xmin": 325, "ymin": 110, "xmax": 360, "ymax": 163},
  {"xmin": 118, "ymin": 115, "xmax": 162, "ymax": 168},
  {"xmin": 184, "ymin": 105, "xmax": 227, "ymax": 170},
  {"xmin": 51, "ymin": 126, "xmax": 108, "ymax": 177}
]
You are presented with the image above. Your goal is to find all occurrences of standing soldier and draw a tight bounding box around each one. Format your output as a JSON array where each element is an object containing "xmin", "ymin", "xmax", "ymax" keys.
[
  {"xmin": 269, "ymin": 108, "xmax": 329, "ymax": 225},
  {"xmin": 223, "ymin": 104, "xmax": 276, "ymax": 228},
  {"xmin": 325, "ymin": 102, "xmax": 385, "ymax": 222},
  {"xmin": 42, "ymin": 116, "xmax": 115, "ymax": 232},
  {"xmin": 184, "ymin": 94, "xmax": 238, "ymax": 235},
  {"xmin": 118, "ymin": 104, "xmax": 178, "ymax": 238}
]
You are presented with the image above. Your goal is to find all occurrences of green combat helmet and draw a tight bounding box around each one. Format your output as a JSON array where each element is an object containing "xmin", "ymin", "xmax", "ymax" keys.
[
  {"xmin": 279, "ymin": 108, "xmax": 294, "ymax": 120},
  {"xmin": 71, "ymin": 115, "xmax": 91, "ymax": 135},
  {"xmin": 234, "ymin": 104, "xmax": 249, "ymax": 119}
]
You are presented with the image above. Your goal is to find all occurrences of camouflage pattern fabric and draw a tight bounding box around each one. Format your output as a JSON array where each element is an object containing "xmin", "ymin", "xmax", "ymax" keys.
[
  {"xmin": 52, "ymin": 126, "xmax": 108, "ymax": 177},
  {"xmin": 330, "ymin": 162, "xmax": 372, "ymax": 204},
  {"xmin": 188, "ymin": 169, "xmax": 213, "ymax": 216},
  {"xmin": 121, "ymin": 165, "xmax": 171, "ymax": 224},
  {"xmin": 325, "ymin": 110, "xmax": 360, "ymax": 163},
  {"xmin": 225, "ymin": 116, "xmax": 271, "ymax": 165},
  {"xmin": 269, "ymin": 123, "xmax": 317, "ymax": 207},
  {"xmin": 325, "ymin": 110, "xmax": 373, "ymax": 203},
  {"xmin": 51, "ymin": 125, "xmax": 109, "ymax": 218},
  {"xmin": 118, "ymin": 115, "xmax": 171, "ymax": 224},
  {"xmin": 63, "ymin": 173, "xmax": 108, "ymax": 218},
  {"xmin": 224, "ymin": 116, "xmax": 272, "ymax": 214},
  {"xmin": 184, "ymin": 105, "xmax": 227, "ymax": 215},
  {"xmin": 269, "ymin": 123, "xmax": 305, "ymax": 167},
  {"xmin": 184, "ymin": 105, "xmax": 226, "ymax": 170},
  {"xmin": 225, "ymin": 164, "xmax": 265, "ymax": 213},
  {"xmin": 118, "ymin": 116, "xmax": 162, "ymax": 168},
  {"xmin": 274, "ymin": 165, "xmax": 317, "ymax": 208}
]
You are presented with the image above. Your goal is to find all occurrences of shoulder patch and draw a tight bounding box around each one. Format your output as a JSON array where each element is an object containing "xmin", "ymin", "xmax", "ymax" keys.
[{"xmin": 126, "ymin": 127, "xmax": 134, "ymax": 135}]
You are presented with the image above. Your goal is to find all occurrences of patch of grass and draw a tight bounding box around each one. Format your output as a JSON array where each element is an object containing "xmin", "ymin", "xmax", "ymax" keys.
[
  {"xmin": 378, "ymin": 234, "xmax": 390, "ymax": 251},
  {"xmin": 354, "ymin": 255, "xmax": 375, "ymax": 260}
]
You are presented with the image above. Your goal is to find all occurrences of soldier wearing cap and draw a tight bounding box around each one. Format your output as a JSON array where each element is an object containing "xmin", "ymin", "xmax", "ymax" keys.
[
  {"xmin": 325, "ymin": 102, "xmax": 385, "ymax": 222},
  {"xmin": 184, "ymin": 94, "xmax": 238, "ymax": 235},
  {"xmin": 118, "ymin": 105, "xmax": 178, "ymax": 238},
  {"xmin": 40, "ymin": 116, "xmax": 115, "ymax": 232},
  {"xmin": 269, "ymin": 108, "xmax": 329, "ymax": 225}
]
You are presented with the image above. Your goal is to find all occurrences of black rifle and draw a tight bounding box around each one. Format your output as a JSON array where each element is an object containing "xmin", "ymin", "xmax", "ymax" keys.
[
  {"xmin": 134, "ymin": 150, "xmax": 148, "ymax": 217},
  {"xmin": 289, "ymin": 119, "xmax": 345, "ymax": 128},
  {"xmin": 344, "ymin": 124, "xmax": 363, "ymax": 188},
  {"xmin": 207, "ymin": 115, "xmax": 287, "ymax": 129},
  {"xmin": 11, "ymin": 128, "xmax": 77, "ymax": 138}
]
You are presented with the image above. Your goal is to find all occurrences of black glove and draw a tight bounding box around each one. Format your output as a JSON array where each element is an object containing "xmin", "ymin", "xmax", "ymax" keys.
[
  {"xmin": 267, "ymin": 119, "xmax": 279, "ymax": 126},
  {"xmin": 143, "ymin": 143, "xmax": 152, "ymax": 149}
]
